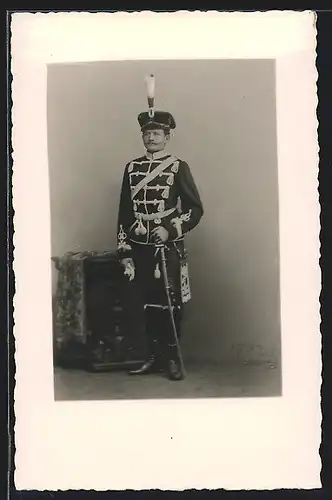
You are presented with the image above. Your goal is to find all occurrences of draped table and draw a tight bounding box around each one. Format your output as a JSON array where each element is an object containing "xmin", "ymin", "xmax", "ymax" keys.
[{"xmin": 51, "ymin": 250, "xmax": 144, "ymax": 371}]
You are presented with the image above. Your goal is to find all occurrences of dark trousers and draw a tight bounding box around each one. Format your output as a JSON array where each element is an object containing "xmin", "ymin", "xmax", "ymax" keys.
[{"xmin": 121, "ymin": 242, "xmax": 183, "ymax": 358}]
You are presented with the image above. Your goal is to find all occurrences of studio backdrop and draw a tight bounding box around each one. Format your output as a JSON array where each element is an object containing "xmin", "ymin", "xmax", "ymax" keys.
[{"xmin": 47, "ymin": 59, "xmax": 281, "ymax": 366}]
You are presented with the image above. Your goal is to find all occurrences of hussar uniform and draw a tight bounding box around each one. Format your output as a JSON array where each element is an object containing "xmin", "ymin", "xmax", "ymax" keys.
[{"xmin": 117, "ymin": 77, "xmax": 203, "ymax": 380}]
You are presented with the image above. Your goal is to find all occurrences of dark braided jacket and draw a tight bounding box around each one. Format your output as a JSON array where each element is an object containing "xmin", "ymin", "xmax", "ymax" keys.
[{"xmin": 117, "ymin": 149, "xmax": 204, "ymax": 257}]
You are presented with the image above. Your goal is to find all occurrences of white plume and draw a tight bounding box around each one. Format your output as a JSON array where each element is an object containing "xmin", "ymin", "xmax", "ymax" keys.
[{"xmin": 145, "ymin": 74, "xmax": 155, "ymax": 99}]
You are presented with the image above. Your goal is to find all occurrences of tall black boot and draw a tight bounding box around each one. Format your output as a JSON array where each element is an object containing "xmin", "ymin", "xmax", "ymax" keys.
[
  {"xmin": 128, "ymin": 338, "xmax": 162, "ymax": 375},
  {"xmin": 128, "ymin": 307, "xmax": 163, "ymax": 376}
]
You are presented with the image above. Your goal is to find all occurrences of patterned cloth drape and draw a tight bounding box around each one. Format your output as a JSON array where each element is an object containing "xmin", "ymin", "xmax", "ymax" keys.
[{"xmin": 52, "ymin": 251, "xmax": 115, "ymax": 347}]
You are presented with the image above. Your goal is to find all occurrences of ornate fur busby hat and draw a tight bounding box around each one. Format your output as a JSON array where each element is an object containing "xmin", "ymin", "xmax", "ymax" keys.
[{"xmin": 138, "ymin": 74, "xmax": 176, "ymax": 132}]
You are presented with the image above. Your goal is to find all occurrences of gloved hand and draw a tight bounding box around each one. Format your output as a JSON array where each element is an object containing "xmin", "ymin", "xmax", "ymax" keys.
[{"xmin": 121, "ymin": 258, "xmax": 135, "ymax": 281}]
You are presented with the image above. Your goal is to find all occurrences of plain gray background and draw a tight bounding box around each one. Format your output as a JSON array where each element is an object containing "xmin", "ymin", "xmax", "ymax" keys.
[{"xmin": 47, "ymin": 59, "xmax": 281, "ymax": 366}]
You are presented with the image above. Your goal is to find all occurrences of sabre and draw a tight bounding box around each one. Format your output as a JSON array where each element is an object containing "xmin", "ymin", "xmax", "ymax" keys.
[{"xmin": 156, "ymin": 244, "xmax": 186, "ymax": 377}]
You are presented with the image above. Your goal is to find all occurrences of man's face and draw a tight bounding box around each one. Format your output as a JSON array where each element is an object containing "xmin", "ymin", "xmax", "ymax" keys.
[{"xmin": 142, "ymin": 128, "xmax": 170, "ymax": 153}]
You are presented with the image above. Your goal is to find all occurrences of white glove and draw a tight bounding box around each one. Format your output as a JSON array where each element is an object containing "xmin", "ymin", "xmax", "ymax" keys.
[{"xmin": 121, "ymin": 258, "xmax": 135, "ymax": 281}]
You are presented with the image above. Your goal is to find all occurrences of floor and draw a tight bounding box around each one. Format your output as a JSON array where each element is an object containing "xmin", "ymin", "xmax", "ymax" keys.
[{"xmin": 54, "ymin": 360, "xmax": 281, "ymax": 401}]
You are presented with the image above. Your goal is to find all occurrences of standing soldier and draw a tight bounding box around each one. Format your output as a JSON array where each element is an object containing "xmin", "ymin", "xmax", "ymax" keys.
[{"xmin": 117, "ymin": 75, "xmax": 203, "ymax": 381}]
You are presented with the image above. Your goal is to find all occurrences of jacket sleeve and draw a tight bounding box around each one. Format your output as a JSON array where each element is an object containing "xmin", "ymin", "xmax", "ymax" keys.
[
  {"xmin": 117, "ymin": 164, "xmax": 134, "ymax": 258},
  {"xmin": 166, "ymin": 161, "xmax": 204, "ymax": 240}
]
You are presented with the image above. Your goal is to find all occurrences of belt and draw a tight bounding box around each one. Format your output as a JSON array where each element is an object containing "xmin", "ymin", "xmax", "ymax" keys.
[{"xmin": 134, "ymin": 206, "xmax": 177, "ymax": 221}]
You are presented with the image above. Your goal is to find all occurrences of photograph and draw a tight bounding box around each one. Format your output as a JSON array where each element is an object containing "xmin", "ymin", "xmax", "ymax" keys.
[
  {"xmin": 12, "ymin": 11, "xmax": 321, "ymax": 491},
  {"xmin": 49, "ymin": 58, "xmax": 282, "ymax": 401}
]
